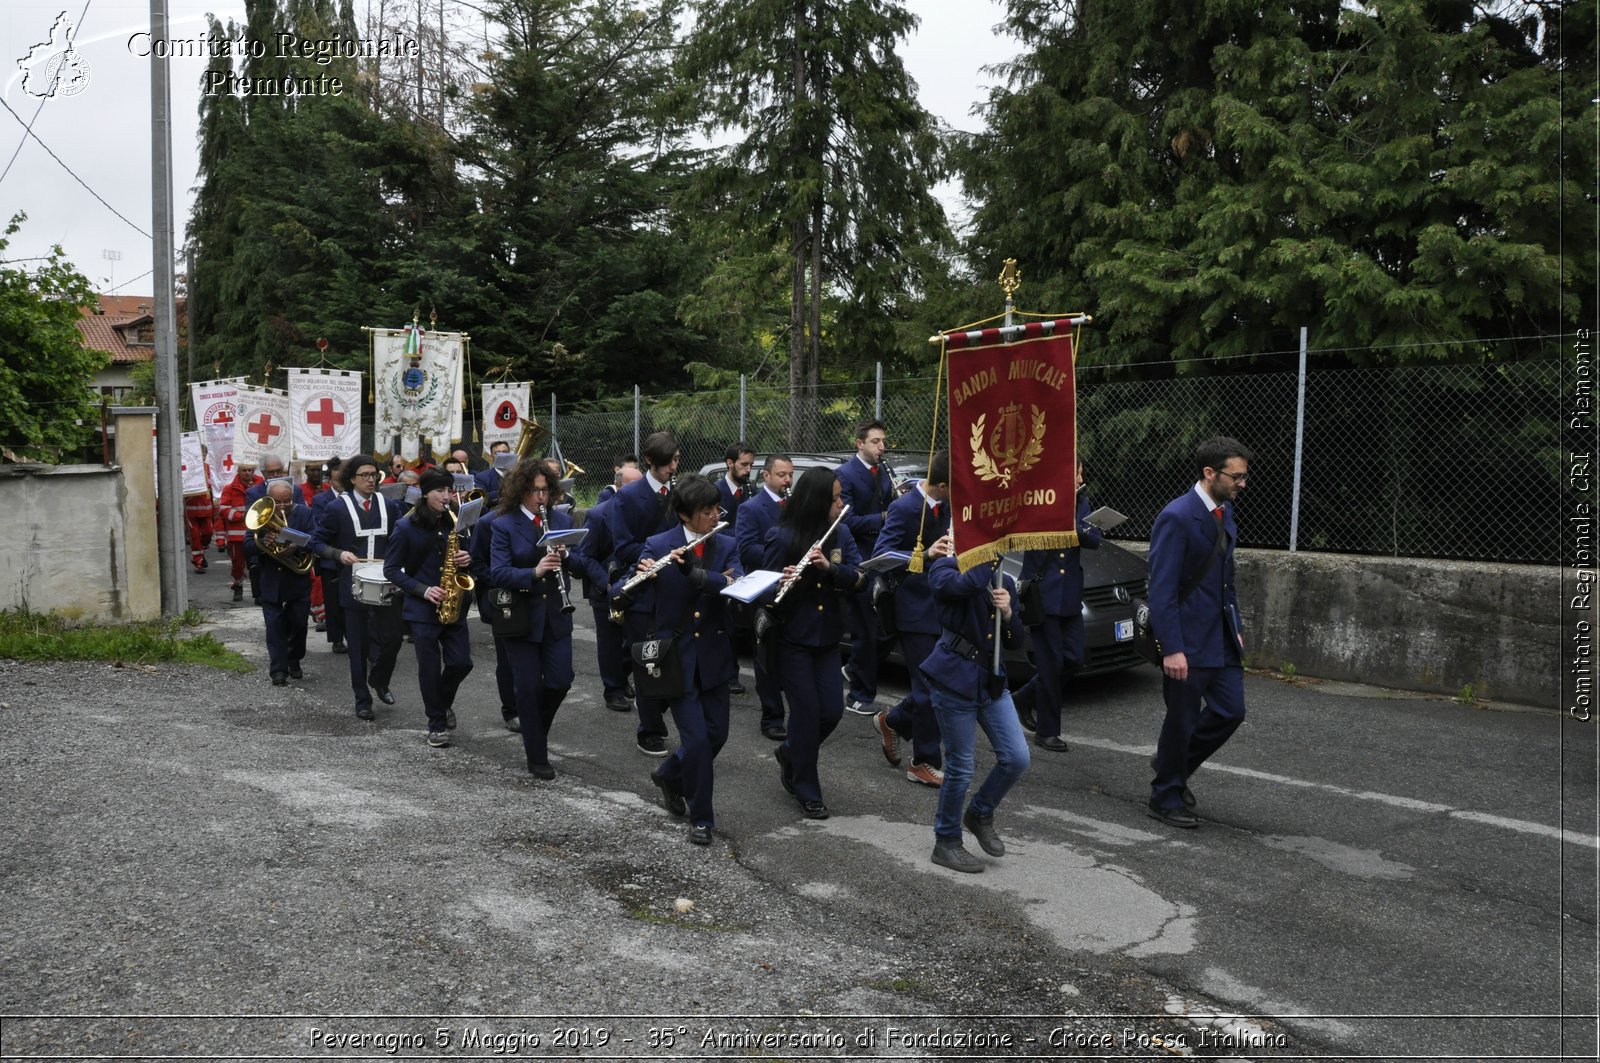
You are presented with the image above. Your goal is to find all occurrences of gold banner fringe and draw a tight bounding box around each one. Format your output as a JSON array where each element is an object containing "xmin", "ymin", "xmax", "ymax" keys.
[{"xmin": 954, "ymin": 530, "xmax": 1080, "ymax": 573}]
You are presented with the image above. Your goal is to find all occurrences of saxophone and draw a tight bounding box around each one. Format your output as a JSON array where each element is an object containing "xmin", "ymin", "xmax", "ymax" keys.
[{"xmin": 436, "ymin": 507, "xmax": 475, "ymax": 624}]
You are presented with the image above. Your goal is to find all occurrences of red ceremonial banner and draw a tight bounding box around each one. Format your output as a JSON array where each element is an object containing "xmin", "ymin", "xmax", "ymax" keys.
[{"xmin": 946, "ymin": 320, "xmax": 1079, "ymax": 570}]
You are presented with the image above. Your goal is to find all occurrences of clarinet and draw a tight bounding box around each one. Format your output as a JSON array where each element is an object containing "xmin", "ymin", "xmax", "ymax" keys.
[
  {"xmin": 540, "ymin": 504, "xmax": 576, "ymax": 614},
  {"xmin": 772, "ymin": 505, "xmax": 852, "ymax": 605}
]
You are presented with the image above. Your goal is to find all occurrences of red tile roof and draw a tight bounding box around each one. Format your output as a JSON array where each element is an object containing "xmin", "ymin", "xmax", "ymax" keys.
[{"xmin": 76, "ymin": 295, "xmax": 186, "ymax": 364}]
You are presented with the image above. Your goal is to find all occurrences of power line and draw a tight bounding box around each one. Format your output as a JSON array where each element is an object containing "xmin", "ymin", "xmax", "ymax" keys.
[
  {"xmin": 105, "ymin": 269, "xmax": 154, "ymax": 294},
  {"xmin": 0, "ymin": 92, "xmax": 150, "ymax": 239}
]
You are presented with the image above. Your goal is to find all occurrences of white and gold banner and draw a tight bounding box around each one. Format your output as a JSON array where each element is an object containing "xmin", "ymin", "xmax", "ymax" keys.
[
  {"xmin": 288, "ymin": 368, "xmax": 363, "ymax": 462},
  {"xmin": 370, "ymin": 324, "xmax": 464, "ymax": 461},
  {"xmin": 481, "ymin": 381, "xmax": 532, "ymax": 456}
]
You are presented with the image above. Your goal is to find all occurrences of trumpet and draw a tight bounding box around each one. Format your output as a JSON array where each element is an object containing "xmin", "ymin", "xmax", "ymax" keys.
[
  {"xmin": 541, "ymin": 504, "xmax": 576, "ymax": 615},
  {"xmin": 615, "ymin": 522, "xmax": 728, "ymax": 597},
  {"xmin": 772, "ymin": 504, "xmax": 851, "ymax": 605},
  {"xmin": 245, "ymin": 496, "xmax": 314, "ymax": 575}
]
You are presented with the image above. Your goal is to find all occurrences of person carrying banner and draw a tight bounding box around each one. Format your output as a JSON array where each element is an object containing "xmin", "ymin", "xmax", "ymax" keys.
[
  {"xmin": 871, "ymin": 449, "xmax": 953, "ymax": 786},
  {"xmin": 835, "ymin": 420, "xmax": 894, "ymax": 715},
  {"xmin": 219, "ymin": 460, "xmax": 261, "ymax": 602},
  {"xmin": 1012, "ymin": 456, "xmax": 1102, "ymax": 752},
  {"xmin": 762, "ymin": 467, "xmax": 864, "ymax": 820},
  {"xmin": 312, "ymin": 454, "xmax": 405, "ymax": 720},
  {"xmin": 735, "ymin": 455, "xmax": 794, "ymax": 740},
  {"xmin": 183, "ymin": 465, "xmax": 215, "ymax": 574},
  {"xmin": 385, "ymin": 469, "xmax": 476, "ymax": 747},
  {"xmin": 1146, "ymin": 437, "xmax": 1252, "ymax": 829}
]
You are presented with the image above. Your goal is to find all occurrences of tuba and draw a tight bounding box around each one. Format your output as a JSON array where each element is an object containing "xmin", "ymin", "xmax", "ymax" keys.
[{"xmin": 246, "ymin": 497, "xmax": 314, "ymax": 575}]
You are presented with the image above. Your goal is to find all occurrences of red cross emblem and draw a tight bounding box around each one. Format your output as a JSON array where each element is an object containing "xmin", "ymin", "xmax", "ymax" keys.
[
  {"xmin": 211, "ymin": 408, "xmax": 233, "ymax": 429},
  {"xmin": 222, "ymin": 454, "xmax": 235, "ymax": 472},
  {"xmin": 247, "ymin": 414, "xmax": 282, "ymax": 445},
  {"xmin": 306, "ymin": 397, "xmax": 346, "ymax": 437}
]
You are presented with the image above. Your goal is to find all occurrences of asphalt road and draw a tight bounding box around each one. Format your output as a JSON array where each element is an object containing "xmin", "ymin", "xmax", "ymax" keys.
[{"xmin": 3, "ymin": 561, "xmax": 1595, "ymax": 1062}]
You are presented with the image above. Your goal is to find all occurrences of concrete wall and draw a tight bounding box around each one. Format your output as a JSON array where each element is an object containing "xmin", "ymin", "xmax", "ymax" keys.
[
  {"xmin": 0, "ymin": 411, "xmax": 160, "ymax": 622},
  {"xmin": 1121, "ymin": 542, "xmax": 1558, "ymax": 708}
]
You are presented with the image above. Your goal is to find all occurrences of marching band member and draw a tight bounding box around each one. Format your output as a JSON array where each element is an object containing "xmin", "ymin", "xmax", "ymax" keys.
[
  {"xmin": 871, "ymin": 449, "xmax": 953, "ymax": 786},
  {"xmin": 596, "ymin": 454, "xmax": 639, "ymax": 506},
  {"xmin": 310, "ymin": 457, "xmax": 349, "ymax": 655},
  {"xmin": 762, "ymin": 467, "xmax": 864, "ymax": 820},
  {"xmin": 490, "ymin": 459, "xmax": 585, "ymax": 779},
  {"xmin": 575, "ymin": 464, "xmax": 643, "ymax": 714},
  {"xmin": 715, "ymin": 443, "xmax": 755, "ymax": 536},
  {"xmin": 219, "ymin": 460, "xmax": 261, "ymax": 602},
  {"xmin": 467, "ymin": 488, "xmax": 520, "ymax": 732},
  {"xmin": 245, "ymin": 479, "xmax": 316, "ymax": 686},
  {"xmin": 923, "ymin": 554, "xmax": 1030, "ymax": 873},
  {"xmin": 385, "ymin": 469, "xmax": 476, "ymax": 747},
  {"xmin": 242, "ymin": 457, "xmax": 289, "ymax": 606},
  {"xmin": 311, "ymin": 454, "xmax": 404, "ymax": 721},
  {"xmin": 735, "ymin": 454, "xmax": 794, "ymax": 740},
  {"xmin": 1012, "ymin": 457, "xmax": 1102, "ymax": 752},
  {"xmin": 835, "ymin": 419, "xmax": 894, "ymax": 715},
  {"xmin": 607, "ymin": 431, "xmax": 681, "ymax": 757},
  {"xmin": 617, "ymin": 474, "xmax": 743, "ymax": 846},
  {"xmin": 474, "ymin": 441, "xmax": 512, "ymax": 505}
]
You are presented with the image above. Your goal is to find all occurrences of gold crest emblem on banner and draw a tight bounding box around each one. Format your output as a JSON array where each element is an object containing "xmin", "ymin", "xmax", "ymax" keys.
[{"xmin": 971, "ymin": 402, "xmax": 1046, "ymax": 489}]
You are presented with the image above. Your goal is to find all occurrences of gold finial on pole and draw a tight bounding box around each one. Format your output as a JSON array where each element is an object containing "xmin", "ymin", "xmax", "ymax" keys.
[
  {"xmin": 429, "ymin": 305, "xmax": 437, "ymax": 330},
  {"xmin": 998, "ymin": 258, "xmax": 1021, "ymax": 299}
]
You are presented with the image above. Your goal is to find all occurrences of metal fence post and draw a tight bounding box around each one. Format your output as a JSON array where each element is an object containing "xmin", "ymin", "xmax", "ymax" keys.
[
  {"xmin": 740, "ymin": 374, "xmax": 747, "ymax": 441},
  {"xmin": 875, "ymin": 362, "xmax": 883, "ymax": 421},
  {"xmin": 633, "ymin": 385, "xmax": 641, "ymax": 460},
  {"xmin": 1289, "ymin": 326, "xmax": 1308, "ymax": 553},
  {"xmin": 549, "ymin": 392, "xmax": 557, "ymax": 450}
]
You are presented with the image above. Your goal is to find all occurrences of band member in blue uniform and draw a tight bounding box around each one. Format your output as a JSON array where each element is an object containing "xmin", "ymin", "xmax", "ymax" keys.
[
  {"xmin": 835, "ymin": 419, "xmax": 893, "ymax": 714},
  {"xmin": 490, "ymin": 459, "xmax": 585, "ymax": 779},
  {"xmin": 596, "ymin": 454, "xmax": 639, "ymax": 506},
  {"xmin": 1147, "ymin": 437, "xmax": 1251, "ymax": 829},
  {"xmin": 468, "ymin": 498, "xmax": 519, "ymax": 732},
  {"xmin": 385, "ymin": 469, "xmax": 476, "ymax": 747},
  {"xmin": 575, "ymin": 464, "xmax": 643, "ymax": 714},
  {"xmin": 615, "ymin": 475, "xmax": 742, "ymax": 846},
  {"xmin": 312, "ymin": 454, "xmax": 404, "ymax": 721},
  {"xmin": 310, "ymin": 458, "xmax": 349, "ymax": 654},
  {"xmin": 715, "ymin": 443, "xmax": 755, "ymax": 535},
  {"xmin": 871, "ymin": 449, "xmax": 953, "ymax": 786},
  {"xmin": 245, "ymin": 479, "xmax": 316, "ymax": 686},
  {"xmin": 474, "ymin": 441, "xmax": 512, "ymax": 504},
  {"xmin": 735, "ymin": 455, "xmax": 794, "ymax": 740},
  {"xmin": 923, "ymin": 555, "xmax": 1030, "ymax": 873},
  {"xmin": 241, "ymin": 456, "xmax": 287, "ymax": 606},
  {"xmin": 1012, "ymin": 457, "xmax": 1102, "ymax": 752},
  {"xmin": 606, "ymin": 431, "xmax": 681, "ymax": 756},
  {"xmin": 763, "ymin": 467, "xmax": 864, "ymax": 820}
]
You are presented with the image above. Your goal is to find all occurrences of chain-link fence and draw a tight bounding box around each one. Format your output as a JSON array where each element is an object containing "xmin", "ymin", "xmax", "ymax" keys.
[{"xmin": 538, "ymin": 360, "xmax": 1562, "ymax": 565}]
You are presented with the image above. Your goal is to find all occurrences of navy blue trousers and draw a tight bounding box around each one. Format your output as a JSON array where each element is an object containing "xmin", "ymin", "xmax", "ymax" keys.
[
  {"xmin": 656, "ymin": 683, "xmax": 731, "ymax": 827},
  {"xmin": 622, "ymin": 612, "xmax": 669, "ymax": 740},
  {"xmin": 885, "ymin": 629, "xmax": 941, "ymax": 767},
  {"xmin": 344, "ymin": 601, "xmax": 402, "ymax": 711},
  {"xmin": 492, "ymin": 636, "xmax": 516, "ymax": 719},
  {"xmin": 754, "ymin": 657, "xmax": 785, "ymax": 726},
  {"xmin": 1151, "ymin": 663, "xmax": 1246, "ymax": 810},
  {"xmin": 504, "ymin": 635, "xmax": 574, "ymax": 770},
  {"xmin": 843, "ymin": 581, "xmax": 880, "ymax": 704},
  {"xmin": 410, "ymin": 618, "xmax": 473, "ymax": 733},
  {"xmin": 591, "ymin": 600, "xmax": 630, "ymax": 701},
  {"xmin": 777, "ymin": 641, "xmax": 844, "ymax": 803},
  {"xmin": 261, "ymin": 597, "xmax": 309, "ymax": 676},
  {"xmin": 1015, "ymin": 613, "xmax": 1086, "ymax": 739},
  {"xmin": 319, "ymin": 566, "xmax": 346, "ymax": 644}
]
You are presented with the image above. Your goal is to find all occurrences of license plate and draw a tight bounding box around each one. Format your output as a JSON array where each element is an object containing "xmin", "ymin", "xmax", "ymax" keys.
[{"xmin": 1114, "ymin": 619, "xmax": 1134, "ymax": 642}]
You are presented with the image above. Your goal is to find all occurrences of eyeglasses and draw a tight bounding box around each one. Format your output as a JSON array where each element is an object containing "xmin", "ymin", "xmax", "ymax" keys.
[
  {"xmin": 353, "ymin": 470, "xmax": 379, "ymax": 479},
  {"xmin": 527, "ymin": 485, "xmax": 551, "ymax": 494},
  {"xmin": 1217, "ymin": 470, "xmax": 1249, "ymax": 485}
]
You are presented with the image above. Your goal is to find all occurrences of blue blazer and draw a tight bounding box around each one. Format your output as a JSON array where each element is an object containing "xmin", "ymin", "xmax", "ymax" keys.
[
  {"xmin": 596, "ymin": 484, "xmax": 617, "ymax": 506},
  {"xmin": 1147, "ymin": 488, "xmax": 1241, "ymax": 668},
  {"xmin": 633, "ymin": 527, "xmax": 742, "ymax": 689},
  {"xmin": 762, "ymin": 524, "xmax": 863, "ymax": 648},
  {"xmin": 835, "ymin": 456, "xmax": 893, "ymax": 555},
  {"xmin": 606, "ymin": 475, "xmax": 675, "ymax": 572},
  {"xmin": 383, "ymin": 513, "xmax": 469, "ymax": 626},
  {"xmin": 312, "ymin": 490, "xmax": 404, "ymax": 607},
  {"xmin": 875, "ymin": 487, "xmax": 951, "ymax": 636},
  {"xmin": 310, "ymin": 489, "xmax": 345, "ymax": 573},
  {"xmin": 1018, "ymin": 491, "xmax": 1103, "ymax": 618},
  {"xmin": 243, "ymin": 500, "xmax": 316, "ymax": 603},
  {"xmin": 474, "ymin": 467, "xmax": 503, "ymax": 505},
  {"xmin": 922, "ymin": 557, "xmax": 1024, "ymax": 694},
  {"xmin": 489, "ymin": 507, "xmax": 581, "ymax": 642},
  {"xmin": 715, "ymin": 477, "xmax": 747, "ymax": 539},
  {"xmin": 735, "ymin": 490, "xmax": 783, "ymax": 574},
  {"xmin": 467, "ymin": 508, "xmax": 501, "ymax": 623},
  {"xmin": 574, "ymin": 498, "xmax": 619, "ymax": 605}
]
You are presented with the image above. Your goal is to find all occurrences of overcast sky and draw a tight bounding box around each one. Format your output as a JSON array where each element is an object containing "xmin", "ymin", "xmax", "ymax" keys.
[{"xmin": 1, "ymin": 0, "xmax": 1016, "ymax": 300}]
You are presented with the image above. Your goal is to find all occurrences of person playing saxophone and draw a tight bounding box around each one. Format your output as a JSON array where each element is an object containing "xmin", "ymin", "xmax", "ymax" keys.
[{"xmin": 385, "ymin": 469, "xmax": 475, "ymax": 747}]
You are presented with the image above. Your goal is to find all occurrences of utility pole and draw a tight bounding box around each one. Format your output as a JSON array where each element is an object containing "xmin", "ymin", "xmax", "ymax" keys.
[{"xmin": 150, "ymin": 0, "xmax": 188, "ymax": 616}]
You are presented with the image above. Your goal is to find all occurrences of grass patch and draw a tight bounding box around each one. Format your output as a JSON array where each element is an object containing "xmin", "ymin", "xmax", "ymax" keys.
[{"xmin": 0, "ymin": 608, "xmax": 251, "ymax": 672}]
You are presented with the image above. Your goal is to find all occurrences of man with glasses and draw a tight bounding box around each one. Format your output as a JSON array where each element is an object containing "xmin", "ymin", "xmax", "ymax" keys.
[
  {"xmin": 312, "ymin": 455, "xmax": 405, "ymax": 721},
  {"xmin": 1146, "ymin": 436, "xmax": 1252, "ymax": 829}
]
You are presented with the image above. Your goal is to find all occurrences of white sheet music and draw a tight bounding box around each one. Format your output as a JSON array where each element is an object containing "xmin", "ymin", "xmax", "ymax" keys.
[
  {"xmin": 537, "ymin": 528, "xmax": 589, "ymax": 549},
  {"xmin": 720, "ymin": 569, "xmax": 784, "ymax": 603},
  {"xmin": 860, "ymin": 550, "xmax": 912, "ymax": 574},
  {"xmin": 1085, "ymin": 506, "xmax": 1129, "ymax": 532}
]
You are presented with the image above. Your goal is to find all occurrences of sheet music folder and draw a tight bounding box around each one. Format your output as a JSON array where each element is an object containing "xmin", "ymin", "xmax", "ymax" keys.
[
  {"xmin": 720, "ymin": 570, "xmax": 784, "ymax": 604},
  {"xmin": 1085, "ymin": 506, "xmax": 1129, "ymax": 533}
]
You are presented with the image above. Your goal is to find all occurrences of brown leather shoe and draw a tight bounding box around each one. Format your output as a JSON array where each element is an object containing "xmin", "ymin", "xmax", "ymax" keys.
[
  {"xmin": 906, "ymin": 761, "xmax": 944, "ymax": 787},
  {"xmin": 873, "ymin": 710, "xmax": 902, "ymax": 767}
]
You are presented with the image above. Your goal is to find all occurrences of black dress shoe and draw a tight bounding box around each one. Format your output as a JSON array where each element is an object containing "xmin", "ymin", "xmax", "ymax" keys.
[
  {"xmin": 624, "ymin": 678, "xmax": 636, "ymax": 699},
  {"xmin": 760, "ymin": 723, "xmax": 787, "ymax": 741},
  {"xmin": 604, "ymin": 694, "xmax": 633, "ymax": 713},
  {"xmin": 1016, "ymin": 697, "xmax": 1037, "ymax": 733},
  {"xmin": 444, "ymin": 708, "xmax": 457, "ymax": 730},
  {"xmin": 1034, "ymin": 734, "xmax": 1070, "ymax": 752},
  {"xmin": 1179, "ymin": 785, "xmax": 1197, "ymax": 809},
  {"xmin": 288, "ymin": 663, "xmax": 303, "ymax": 680},
  {"xmin": 231, "ymin": 586, "xmax": 243, "ymax": 602},
  {"xmin": 314, "ymin": 619, "xmax": 326, "ymax": 632},
  {"xmin": 1146, "ymin": 803, "xmax": 1199, "ymax": 829},
  {"xmin": 270, "ymin": 672, "xmax": 287, "ymax": 686},
  {"xmin": 503, "ymin": 715, "xmax": 522, "ymax": 734},
  {"xmin": 728, "ymin": 680, "xmax": 746, "ymax": 695},
  {"xmin": 799, "ymin": 799, "xmax": 830, "ymax": 820},
  {"xmin": 355, "ymin": 705, "xmax": 375, "ymax": 721},
  {"xmin": 372, "ymin": 686, "xmax": 395, "ymax": 706},
  {"xmin": 775, "ymin": 744, "xmax": 795, "ymax": 795},
  {"xmin": 652, "ymin": 772, "xmax": 687, "ymax": 817},
  {"xmin": 331, "ymin": 641, "xmax": 348, "ymax": 654},
  {"xmin": 688, "ymin": 824, "xmax": 713, "ymax": 845},
  {"xmin": 528, "ymin": 762, "xmax": 556, "ymax": 780}
]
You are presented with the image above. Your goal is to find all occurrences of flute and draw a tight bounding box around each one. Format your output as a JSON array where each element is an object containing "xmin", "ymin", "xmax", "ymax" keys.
[{"xmin": 772, "ymin": 504, "xmax": 852, "ymax": 605}]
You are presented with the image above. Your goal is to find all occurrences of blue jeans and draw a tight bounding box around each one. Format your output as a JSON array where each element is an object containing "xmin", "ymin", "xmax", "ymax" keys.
[{"xmin": 929, "ymin": 681, "xmax": 1031, "ymax": 840}]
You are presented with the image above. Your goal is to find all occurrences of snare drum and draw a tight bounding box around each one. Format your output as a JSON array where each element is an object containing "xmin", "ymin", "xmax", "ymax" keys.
[{"xmin": 352, "ymin": 563, "xmax": 397, "ymax": 606}]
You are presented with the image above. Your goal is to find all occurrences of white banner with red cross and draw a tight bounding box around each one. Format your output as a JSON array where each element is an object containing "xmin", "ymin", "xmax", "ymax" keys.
[
  {"xmin": 370, "ymin": 323, "xmax": 465, "ymax": 462},
  {"xmin": 481, "ymin": 381, "xmax": 532, "ymax": 456},
  {"xmin": 179, "ymin": 431, "xmax": 208, "ymax": 496},
  {"xmin": 233, "ymin": 385, "xmax": 293, "ymax": 467},
  {"xmin": 287, "ymin": 368, "xmax": 363, "ymax": 462},
  {"xmin": 189, "ymin": 377, "xmax": 246, "ymax": 498}
]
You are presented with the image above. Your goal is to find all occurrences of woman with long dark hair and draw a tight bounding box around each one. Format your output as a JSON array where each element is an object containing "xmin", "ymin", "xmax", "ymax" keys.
[
  {"xmin": 490, "ymin": 459, "xmax": 584, "ymax": 778},
  {"xmin": 761, "ymin": 467, "xmax": 864, "ymax": 819}
]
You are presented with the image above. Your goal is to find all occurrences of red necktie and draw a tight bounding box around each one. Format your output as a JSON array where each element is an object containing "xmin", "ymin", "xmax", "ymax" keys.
[
  {"xmin": 659, "ymin": 485, "xmax": 668, "ymax": 497},
  {"xmin": 533, "ymin": 514, "xmax": 542, "ymax": 528},
  {"xmin": 363, "ymin": 498, "xmax": 371, "ymax": 513},
  {"xmin": 931, "ymin": 503, "xmax": 940, "ymax": 519},
  {"xmin": 1213, "ymin": 507, "xmax": 1223, "ymax": 521},
  {"xmin": 693, "ymin": 542, "xmax": 704, "ymax": 558},
  {"xmin": 778, "ymin": 498, "xmax": 786, "ymax": 508},
  {"xmin": 870, "ymin": 465, "xmax": 878, "ymax": 476}
]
